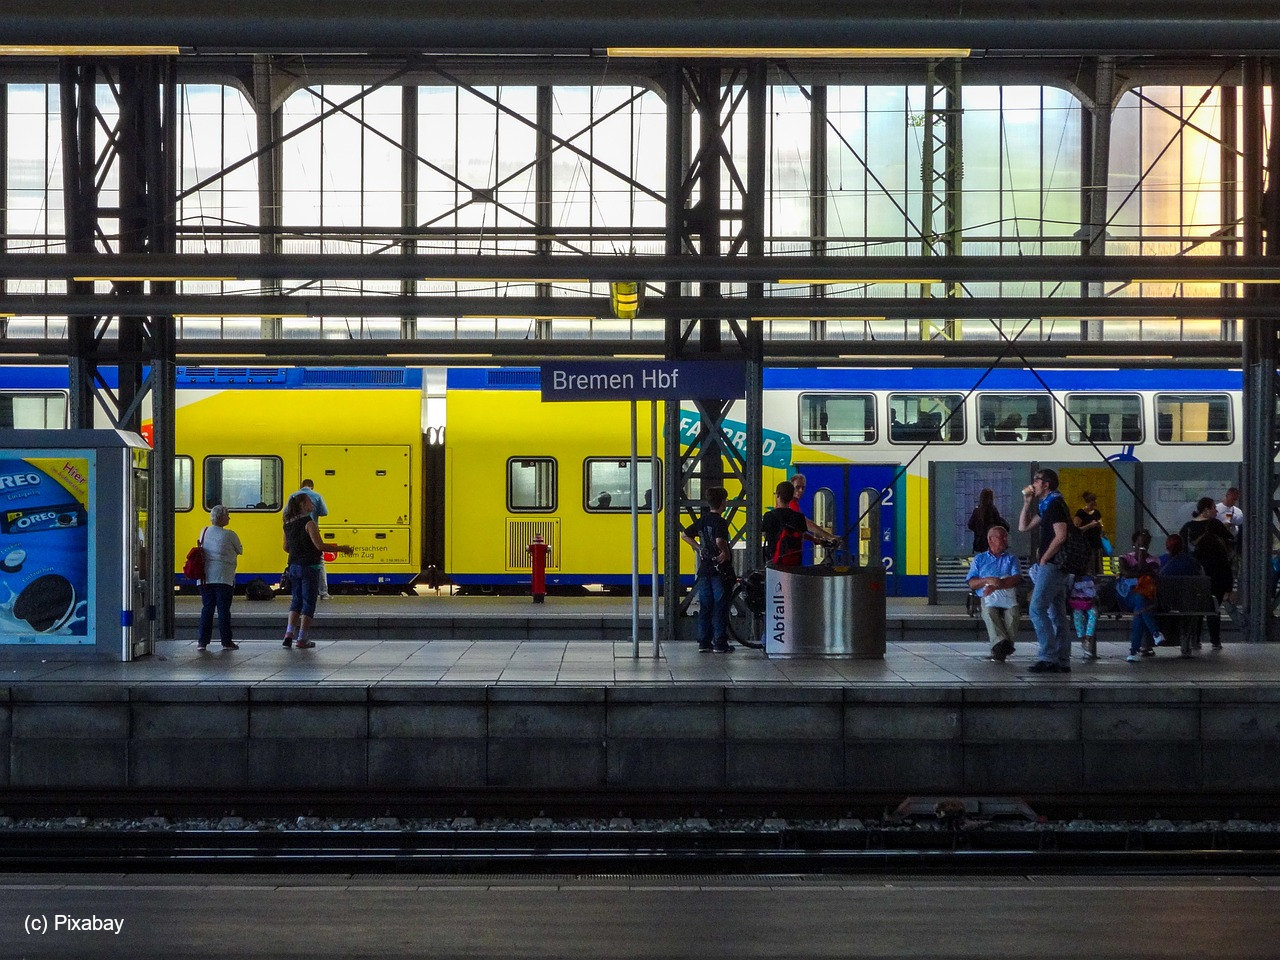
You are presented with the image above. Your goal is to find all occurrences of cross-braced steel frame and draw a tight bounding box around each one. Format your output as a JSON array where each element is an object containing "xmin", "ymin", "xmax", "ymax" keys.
[{"xmin": 59, "ymin": 56, "xmax": 178, "ymax": 647}]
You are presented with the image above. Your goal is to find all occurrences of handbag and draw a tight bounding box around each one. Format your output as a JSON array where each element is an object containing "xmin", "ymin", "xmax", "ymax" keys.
[
  {"xmin": 279, "ymin": 567, "xmax": 293, "ymax": 593},
  {"xmin": 182, "ymin": 527, "xmax": 207, "ymax": 581}
]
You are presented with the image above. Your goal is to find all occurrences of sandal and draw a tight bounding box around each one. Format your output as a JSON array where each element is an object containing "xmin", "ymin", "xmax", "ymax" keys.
[
  {"xmin": 282, "ymin": 635, "xmax": 293, "ymax": 648},
  {"xmin": 295, "ymin": 639, "xmax": 316, "ymax": 649}
]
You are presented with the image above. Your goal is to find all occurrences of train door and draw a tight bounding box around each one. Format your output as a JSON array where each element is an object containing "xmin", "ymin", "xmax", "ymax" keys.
[
  {"xmin": 300, "ymin": 445, "xmax": 414, "ymax": 580},
  {"xmin": 1040, "ymin": 462, "xmax": 1135, "ymax": 570},
  {"xmin": 796, "ymin": 462, "xmax": 901, "ymax": 595}
]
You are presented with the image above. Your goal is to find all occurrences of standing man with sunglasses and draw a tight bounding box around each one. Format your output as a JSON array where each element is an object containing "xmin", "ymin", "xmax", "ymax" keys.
[{"xmin": 1019, "ymin": 468, "xmax": 1073, "ymax": 673}]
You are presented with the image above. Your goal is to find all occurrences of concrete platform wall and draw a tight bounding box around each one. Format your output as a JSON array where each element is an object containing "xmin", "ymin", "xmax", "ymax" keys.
[{"xmin": 3, "ymin": 685, "xmax": 1278, "ymax": 798}]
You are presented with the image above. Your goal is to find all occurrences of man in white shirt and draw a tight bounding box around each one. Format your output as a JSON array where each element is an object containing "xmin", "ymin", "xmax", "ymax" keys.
[{"xmin": 1215, "ymin": 487, "xmax": 1243, "ymax": 551}]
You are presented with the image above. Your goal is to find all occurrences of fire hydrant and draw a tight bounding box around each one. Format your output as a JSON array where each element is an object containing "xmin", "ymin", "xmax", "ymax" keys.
[{"xmin": 527, "ymin": 534, "xmax": 551, "ymax": 603}]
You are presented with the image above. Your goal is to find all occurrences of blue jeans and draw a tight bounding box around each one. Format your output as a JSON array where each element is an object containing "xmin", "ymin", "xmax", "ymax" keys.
[
  {"xmin": 288, "ymin": 564, "xmax": 321, "ymax": 618},
  {"xmin": 1122, "ymin": 591, "xmax": 1161, "ymax": 654},
  {"xmin": 1028, "ymin": 562, "xmax": 1072, "ymax": 665},
  {"xmin": 199, "ymin": 582, "xmax": 234, "ymax": 645},
  {"xmin": 695, "ymin": 571, "xmax": 729, "ymax": 648}
]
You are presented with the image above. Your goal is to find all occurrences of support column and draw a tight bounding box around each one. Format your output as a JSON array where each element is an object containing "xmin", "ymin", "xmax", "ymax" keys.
[
  {"xmin": 401, "ymin": 84, "xmax": 419, "ymax": 339},
  {"xmin": 254, "ymin": 56, "xmax": 285, "ymax": 339},
  {"xmin": 661, "ymin": 61, "xmax": 763, "ymax": 644},
  {"xmin": 920, "ymin": 58, "xmax": 963, "ymax": 341},
  {"xmin": 59, "ymin": 57, "xmax": 179, "ymax": 645},
  {"xmin": 1080, "ymin": 57, "xmax": 1116, "ymax": 341},
  {"xmin": 535, "ymin": 85, "xmax": 554, "ymax": 340},
  {"xmin": 1221, "ymin": 83, "xmax": 1239, "ymax": 340},
  {"xmin": 1240, "ymin": 58, "xmax": 1279, "ymax": 642},
  {"xmin": 809, "ymin": 84, "xmax": 827, "ymax": 341}
]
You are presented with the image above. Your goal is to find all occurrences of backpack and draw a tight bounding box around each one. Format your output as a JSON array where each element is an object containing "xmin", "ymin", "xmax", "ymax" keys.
[
  {"xmin": 1059, "ymin": 522, "xmax": 1091, "ymax": 575},
  {"xmin": 182, "ymin": 528, "xmax": 207, "ymax": 581},
  {"xmin": 244, "ymin": 578, "xmax": 275, "ymax": 601}
]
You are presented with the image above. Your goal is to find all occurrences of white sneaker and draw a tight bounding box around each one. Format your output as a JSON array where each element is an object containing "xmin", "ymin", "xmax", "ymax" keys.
[
  {"xmin": 1151, "ymin": 633, "xmax": 1167, "ymax": 646},
  {"xmin": 318, "ymin": 593, "xmax": 331, "ymax": 600},
  {"xmin": 1125, "ymin": 653, "xmax": 1142, "ymax": 662}
]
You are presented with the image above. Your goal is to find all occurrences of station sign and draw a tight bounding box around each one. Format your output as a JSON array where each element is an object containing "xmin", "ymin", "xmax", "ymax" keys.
[{"xmin": 540, "ymin": 360, "xmax": 745, "ymax": 402}]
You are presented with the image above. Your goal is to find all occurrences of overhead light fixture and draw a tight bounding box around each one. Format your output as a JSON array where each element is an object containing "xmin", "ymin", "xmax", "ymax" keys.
[
  {"xmin": 462, "ymin": 314, "xmax": 597, "ymax": 320},
  {"xmin": 0, "ymin": 45, "xmax": 182, "ymax": 56},
  {"xmin": 1043, "ymin": 315, "xmax": 1179, "ymax": 322},
  {"xmin": 776, "ymin": 278, "xmax": 942, "ymax": 285},
  {"xmin": 747, "ymin": 321, "xmax": 890, "ymax": 330},
  {"xmin": 387, "ymin": 353, "xmax": 494, "ymax": 359},
  {"xmin": 73, "ymin": 275, "xmax": 238, "ymax": 282},
  {"xmin": 1131, "ymin": 277, "xmax": 1280, "ymax": 284},
  {"xmin": 424, "ymin": 277, "xmax": 591, "ymax": 284},
  {"xmin": 176, "ymin": 352, "xmax": 268, "ymax": 358},
  {"xmin": 607, "ymin": 47, "xmax": 970, "ymax": 59},
  {"xmin": 839, "ymin": 353, "xmax": 946, "ymax": 360},
  {"xmin": 173, "ymin": 313, "xmax": 307, "ymax": 319},
  {"xmin": 612, "ymin": 353, "xmax": 665, "ymax": 359},
  {"xmin": 1066, "ymin": 354, "xmax": 1175, "ymax": 361},
  {"xmin": 0, "ymin": 353, "xmax": 41, "ymax": 358}
]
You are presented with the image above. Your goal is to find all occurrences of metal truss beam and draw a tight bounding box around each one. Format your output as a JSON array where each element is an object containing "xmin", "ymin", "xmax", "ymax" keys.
[
  {"xmin": 4, "ymin": 293, "xmax": 1278, "ymax": 321},
  {"xmin": 4, "ymin": 254, "xmax": 1279, "ymax": 284},
  {"xmin": 11, "ymin": 2, "xmax": 1280, "ymax": 53},
  {"xmin": 0, "ymin": 336, "xmax": 1239, "ymax": 366},
  {"xmin": 919, "ymin": 58, "xmax": 963, "ymax": 342}
]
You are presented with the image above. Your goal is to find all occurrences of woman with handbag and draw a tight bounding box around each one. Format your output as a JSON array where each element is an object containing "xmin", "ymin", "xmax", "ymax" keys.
[
  {"xmin": 966, "ymin": 488, "xmax": 1008, "ymax": 555},
  {"xmin": 1118, "ymin": 529, "xmax": 1167, "ymax": 662},
  {"xmin": 282, "ymin": 491, "xmax": 353, "ymax": 649},
  {"xmin": 198, "ymin": 504, "xmax": 243, "ymax": 651}
]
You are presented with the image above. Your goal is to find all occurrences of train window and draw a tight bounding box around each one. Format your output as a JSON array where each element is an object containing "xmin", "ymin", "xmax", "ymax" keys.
[
  {"xmin": 203, "ymin": 456, "xmax": 283, "ymax": 512},
  {"xmin": 1155, "ymin": 394, "xmax": 1233, "ymax": 444},
  {"xmin": 584, "ymin": 459, "xmax": 662, "ymax": 513},
  {"xmin": 1065, "ymin": 394, "xmax": 1143, "ymax": 444},
  {"xmin": 508, "ymin": 457, "xmax": 557, "ymax": 513},
  {"xmin": 174, "ymin": 456, "xmax": 194, "ymax": 512},
  {"xmin": 798, "ymin": 394, "xmax": 875, "ymax": 443},
  {"xmin": 888, "ymin": 393, "xmax": 965, "ymax": 444},
  {"xmin": 977, "ymin": 394, "xmax": 1054, "ymax": 443},
  {"xmin": 0, "ymin": 392, "xmax": 67, "ymax": 429}
]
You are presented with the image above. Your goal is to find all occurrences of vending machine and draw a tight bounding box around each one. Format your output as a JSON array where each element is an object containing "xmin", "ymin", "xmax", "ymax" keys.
[{"xmin": 0, "ymin": 430, "xmax": 152, "ymax": 661}]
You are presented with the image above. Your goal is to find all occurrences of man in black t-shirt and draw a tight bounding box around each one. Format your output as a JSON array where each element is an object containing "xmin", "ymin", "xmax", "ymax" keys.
[
  {"xmin": 762, "ymin": 481, "xmax": 810, "ymax": 567},
  {"xmin": 681, "ymin": 486, "xmax": 732, "ymax": 652},
  {"xmin": 1019, "ymin": 467, "xmax": 1073, "ymax": 673}
]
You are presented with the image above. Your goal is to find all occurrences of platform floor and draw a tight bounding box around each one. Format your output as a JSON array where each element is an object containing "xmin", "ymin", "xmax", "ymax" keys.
[{"xmin": 2, "ymin": 634, "xmax": 1271, "ymax": 687}]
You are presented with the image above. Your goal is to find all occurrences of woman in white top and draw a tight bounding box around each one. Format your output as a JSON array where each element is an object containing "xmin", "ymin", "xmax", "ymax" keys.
[{"xmin": 199, "ymin": 504, "xmax": 244, "ymax": 650}]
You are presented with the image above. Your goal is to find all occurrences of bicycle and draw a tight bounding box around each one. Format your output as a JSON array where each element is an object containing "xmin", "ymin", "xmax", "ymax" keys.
[{"xmin": 724, "ymin": 538, "xmax": 848, "ymax": 649}]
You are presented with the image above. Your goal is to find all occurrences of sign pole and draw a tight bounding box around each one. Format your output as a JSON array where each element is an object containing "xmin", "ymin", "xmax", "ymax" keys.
[
  {"xmin": 650, "ymin": 399, "xmax": 660, "ymax": 658},
  {"xmin": 630, "ymin": 400, "xmax": 640, "ymax": 659}
]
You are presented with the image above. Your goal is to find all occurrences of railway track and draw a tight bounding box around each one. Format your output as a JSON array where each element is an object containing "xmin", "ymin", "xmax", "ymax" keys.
[{"xmin": 3, "ymin": 822, "xmax": 1280, "ymax": 874}]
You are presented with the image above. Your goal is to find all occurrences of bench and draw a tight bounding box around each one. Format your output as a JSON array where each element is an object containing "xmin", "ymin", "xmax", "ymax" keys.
[
  {"xmin": 1154, "ymin": 575, "xmax": 1218, "ymax": 656},
  {"xmin": 1097, "ymin": 574, "xmax": 1216, "ymax": 656}
]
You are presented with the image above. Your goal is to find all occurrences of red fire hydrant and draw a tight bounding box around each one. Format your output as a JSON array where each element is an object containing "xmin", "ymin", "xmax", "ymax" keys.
[{"xmin": 527, "ymin": 534, "xmax": 550, "ymax": 603}]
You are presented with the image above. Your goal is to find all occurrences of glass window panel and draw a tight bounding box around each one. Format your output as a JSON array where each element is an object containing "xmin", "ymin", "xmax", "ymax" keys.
[
  {"xmin": 584, "ymin": 459, "xmax": 660, "ymax": 512},
  {"xmin": 508, "ymin": 457, "xmax": 557, "ymax": 512},
  {"xmin": 977, "ymin": 394, "xmax": 1054, "ymax": 443},
  {"xmin": 889, "ymin": 394, "xmax": 965, "ymax": 443},
  {"xmin": 0, "ymin": 393, "xmax": 67, "ymax": 429},
  {"xmin": 1155, "ymin": 393, "xmax": 1232, "ymax": 444},
  {"xmin": 1065, "ymin": 394, "xmax": 1143, "ymax": 444},
  {"xmin": 203, "ymin": 456, "xmax": 282, "ymax": 511},
  {"xmin": 798, "ymin": 394, "xmax": 876, "ymax": 444},
  {"xmin": 175, "ymin": 456, "xmax": 194, "ymax": 512}
]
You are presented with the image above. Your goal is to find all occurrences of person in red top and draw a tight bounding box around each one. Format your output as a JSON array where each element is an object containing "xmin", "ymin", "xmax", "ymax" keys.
[
  {"xmin": 764, "ymin": 480, "xmax": 837, "ymax": 566},
  {"xmin": 788, "ymin": 473, "xmax": 837, "ymax": 544}
]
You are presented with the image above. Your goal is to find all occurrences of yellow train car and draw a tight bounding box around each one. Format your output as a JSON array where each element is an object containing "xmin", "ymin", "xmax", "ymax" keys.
[
  {"xmin": 444, "ymin": 368, "xmax": 792, "ymax": 588},
  {"xmin": 168, "ymin": 367, "xmax": 423, "ymax": 589}
]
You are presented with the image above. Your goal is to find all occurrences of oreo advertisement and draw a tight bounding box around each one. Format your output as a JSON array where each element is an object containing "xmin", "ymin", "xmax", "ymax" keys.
[{"xmin": 0, "ymin": 455, "xmax": 92, "ymax": 644}]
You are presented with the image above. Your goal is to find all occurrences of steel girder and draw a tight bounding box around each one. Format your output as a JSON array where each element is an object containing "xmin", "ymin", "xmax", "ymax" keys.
[
  {"xmin": 661, "ymin": 62, "xmax": 767, "ymax": 644},
  {"xmin": 1241, "ymin": 58, "xmax": 1280, "ymax": 643},
  {"xmin": 3, "ymin": 253, "xmax": 1278, "ymax": 284},
  {"xmin": 59, "ymin": 56, "xmax": 179, "ymax": 645},
  {"xmin": 919, "ymin": 58, "xmax": 963, "ymax": 342}
]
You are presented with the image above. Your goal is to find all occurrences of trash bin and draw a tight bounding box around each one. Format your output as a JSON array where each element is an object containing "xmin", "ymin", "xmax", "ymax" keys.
[{"xmin": 763, "ymin": 563, "xmax": 886, "ymax": 658}]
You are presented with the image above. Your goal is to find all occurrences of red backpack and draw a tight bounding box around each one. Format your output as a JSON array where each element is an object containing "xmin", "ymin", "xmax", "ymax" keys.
[{"xmin": 182, "ymin": 528, "xmax": 208, "ymax": 581}]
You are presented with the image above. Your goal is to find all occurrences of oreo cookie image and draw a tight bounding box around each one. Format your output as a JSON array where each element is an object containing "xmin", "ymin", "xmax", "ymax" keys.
[
  {"xmin": 13, "ymin": 573, "xmax": 77, "ymax": 633},
  {"xmin": 0, "ymin": 548, "xmax": 24, "ymax": 573}
]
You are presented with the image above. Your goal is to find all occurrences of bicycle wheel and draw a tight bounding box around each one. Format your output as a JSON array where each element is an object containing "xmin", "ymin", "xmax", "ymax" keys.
[{"xmin": 726, "ymin": 577, "xmax": 765, "ymax": 649}]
